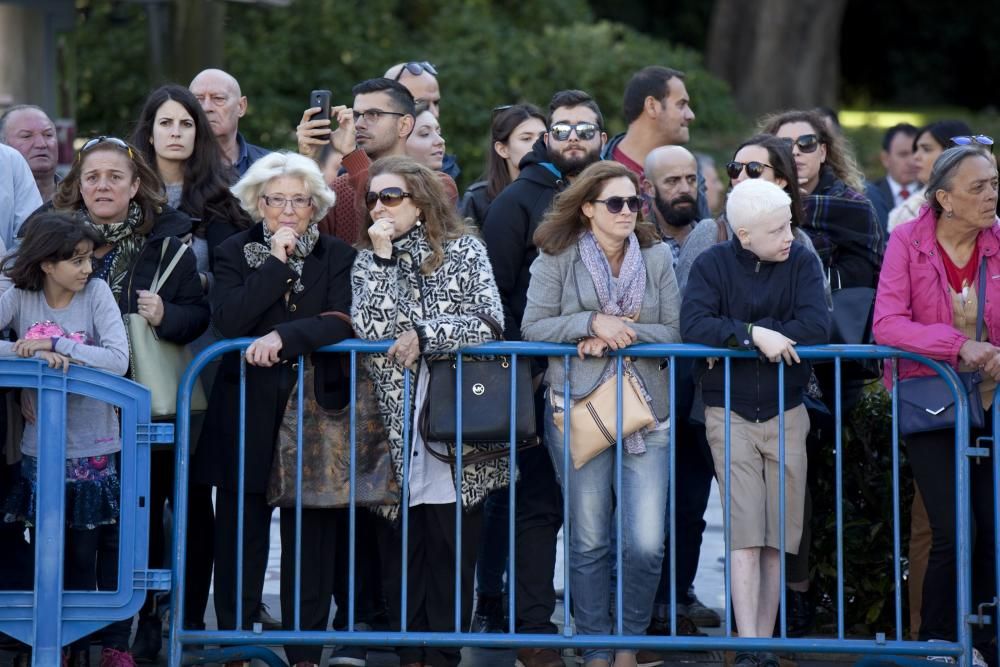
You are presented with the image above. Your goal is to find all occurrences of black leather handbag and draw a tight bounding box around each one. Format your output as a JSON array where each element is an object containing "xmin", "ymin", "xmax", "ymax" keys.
[
  {"xmin": 421, "ymin": 313, "xmax": 538, "ymax": 465},
  {"xmin": 898, "ymin": 261, "xmax": 987, "ymax": 436}
]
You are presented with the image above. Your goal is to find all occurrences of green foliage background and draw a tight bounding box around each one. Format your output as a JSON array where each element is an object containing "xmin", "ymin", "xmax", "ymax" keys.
[{"xmin": 69, "ymin": 0, "xmax": 743, "ymax": 189}]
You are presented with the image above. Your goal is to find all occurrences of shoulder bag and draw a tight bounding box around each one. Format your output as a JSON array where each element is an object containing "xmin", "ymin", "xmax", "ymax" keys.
[{"xmin": 125, "ymin": 240, "xmax": 207, "ymax": 420}]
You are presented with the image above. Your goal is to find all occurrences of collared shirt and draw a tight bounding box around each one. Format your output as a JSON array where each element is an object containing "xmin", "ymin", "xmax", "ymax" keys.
[
  {"xmin": 660, "ymin": 223, "xmax": 697, "ymax": 265},
  {"xmin": 232, "ymin": 132, "xmax": 271, "ymax": 178},
  {"xmin": 885, "ymin": 175, "xmax": 916, "ymax": 208}
]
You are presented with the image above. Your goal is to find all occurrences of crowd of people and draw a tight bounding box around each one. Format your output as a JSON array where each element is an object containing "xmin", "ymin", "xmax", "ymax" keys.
[{"xmin": 0, "ymin": 60, "xmax": 997, "ymax": 667}]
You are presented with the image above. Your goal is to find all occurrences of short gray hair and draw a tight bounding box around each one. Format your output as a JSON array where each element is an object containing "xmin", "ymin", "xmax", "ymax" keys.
[
  {"xmin": 726, "ymin": 178, "xmax": 791, "ymax": 229},
  {"xmin": 0, "ymin": 104, "xmax": 51, "ymax": 143},
  {"xmin": 231, "ymin": 151, "xmax": 336, "ymax": 224},
  {"xmin": 924, "ymin": 146, "xmax": 994, "ymax": 215}
]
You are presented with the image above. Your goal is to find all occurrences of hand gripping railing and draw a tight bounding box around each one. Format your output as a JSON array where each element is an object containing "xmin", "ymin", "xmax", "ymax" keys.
[
  {"xmin": 168, "ymin": 340, "xmax": 979, "ymax": 666},
  {"xmin": 0, "ymin": 359, "xmax": 171, "ymax": 667}
]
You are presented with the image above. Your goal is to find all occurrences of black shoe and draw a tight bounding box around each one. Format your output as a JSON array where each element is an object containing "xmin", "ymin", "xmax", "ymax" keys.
[
  {"xmin": 734, "ymin": 652, "xmax": 758, "ymax": 667},
  {"xmin": 757, "ymin": 651, "xmax": 780, "ymax": 667},
  {"xmin": 678, "ymin": 593, "xmax": 722, "ymax": 628},
  {"xmin": 647, "ymin": 612, "xmax": 706, "ymax": 637},
  {"xmin": 130, "ymin": 614, "xmax": 162, "ymax": 663},
  {"xmin": 250, "ymin": 602, "xmax": 282, "ymax": 631},
  {"xmin": 783, "ymin": 589, "xmax": 814, "ymax": 638},
  {"xmin": 470, "ymin": 594, "xmax": 506, "ymax": 633}
]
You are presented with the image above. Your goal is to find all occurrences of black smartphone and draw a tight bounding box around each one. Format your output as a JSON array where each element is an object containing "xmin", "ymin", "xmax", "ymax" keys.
[{"xmin": 309, "ymin": 89, "xmax": 332, "ymax": 123}]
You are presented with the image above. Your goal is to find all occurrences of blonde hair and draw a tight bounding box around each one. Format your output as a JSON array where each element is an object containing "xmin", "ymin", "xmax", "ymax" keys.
[
  {"xmin": 726, "ymin": 179, "xmax": 792, "ymax": 229},
  {"xmin": 231, "ymin": 151, "xmax": 336, "ymax": 224}
]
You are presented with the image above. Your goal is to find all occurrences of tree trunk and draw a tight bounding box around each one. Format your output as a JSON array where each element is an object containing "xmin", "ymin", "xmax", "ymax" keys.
[
  {"xmin": 706, "ymin": 0, "xmax": 847, "ymax": 118},
  {"xmin": 169, "ymin": 0, "xmax": 227, "ymax": 85}
]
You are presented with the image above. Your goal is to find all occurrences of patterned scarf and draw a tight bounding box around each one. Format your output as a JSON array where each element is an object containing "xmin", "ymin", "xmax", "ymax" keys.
[
  {"xmin": 78, "ymin": 200, "xmax": 146, "ymax": 300},
  {"xmin": 242, "ymin": 221, "xmax": 320, "ymax": 293},
  {"xmin": 577, "ymin": 230, "xmax": 650, "ymax": 454}
]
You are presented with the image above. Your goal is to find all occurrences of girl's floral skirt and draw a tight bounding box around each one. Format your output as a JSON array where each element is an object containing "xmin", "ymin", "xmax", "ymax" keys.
[{"xmin": 3, "ymin": 454, "xmax": 120, "ymax": 530}]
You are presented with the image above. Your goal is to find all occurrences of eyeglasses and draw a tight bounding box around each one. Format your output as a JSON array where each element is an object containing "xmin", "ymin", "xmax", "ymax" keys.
[
  {"xmin": 353, "ymin": 108, "xmax": 406, "ymax": 124},
  {"xmin": 260, "ymin": 195, "xmax": 313, "ymax": 209},
  {"xmin": 393, "ymin": 61, "xmax": 438, "ymax": 81},
  {"xmin": 950, "ymin": 135, "xmax": 994, "ymax": 153},
  {"xmin": 593, "ymin": 196, "xmax": 642, "ymax": 214},
  {"xmin": 726, "ymin": 160, "xmax": 774, "ymax": 180},
  {"xmin": 779, "ymin": 134, "xmax": 821, "ymax": 154},
  {"xmin": 366, "ymin": 187, "xmax": 413, "ymax": 211},
  {"xmin": 78, "ymin": 136, "xmax": 134, "ymax": 161},
  {"xmin": 549, "ymin": 122, "xmax": 599, "ymax": 141}
]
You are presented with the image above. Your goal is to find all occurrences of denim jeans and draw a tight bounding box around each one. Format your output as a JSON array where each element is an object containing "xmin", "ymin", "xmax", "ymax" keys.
[{"xmin": 545, "ymin": 400, "xmax": 669, "ymax": 663}]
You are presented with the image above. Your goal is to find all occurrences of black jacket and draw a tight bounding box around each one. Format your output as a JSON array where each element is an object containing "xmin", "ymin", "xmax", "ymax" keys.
[
  {"xmin": 192, "ymin": 226, "xmax": 356, "ymax": 493},
  {"xmin": 481, "ymin": 136, "xmax": 565, "ymax": 339},
  {"xmin": 460, "ymin": 180, "xmax": 490, "ymax": 229},
  {"xmin": 681, "ymin": 238, "xmax": 831, "ymax": 422}
]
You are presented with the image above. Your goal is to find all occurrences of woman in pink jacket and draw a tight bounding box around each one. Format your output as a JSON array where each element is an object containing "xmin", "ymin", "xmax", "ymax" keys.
[{"xmin": 873, "ymin": 145, "xmax": 998, "ymax": 665}]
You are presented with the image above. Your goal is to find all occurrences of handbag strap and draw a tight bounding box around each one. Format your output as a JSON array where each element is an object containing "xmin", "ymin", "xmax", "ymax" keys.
[
  {"xmin": 149, "ymin": 239, "xmax": 188, "ymax": 295},
  {"xmin": 976, "ymin": 258, "xmax": 986, "ymax": 342},
  {"xmin": 474, "ymin": 312, "xmax": 504, "ymax": 341}
]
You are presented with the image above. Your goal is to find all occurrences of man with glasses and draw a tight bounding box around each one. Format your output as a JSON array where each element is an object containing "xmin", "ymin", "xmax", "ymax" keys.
[
  {"xmin": 384, "ymin": 60, "xmax": 461, "ymax": 182},
  {"xmin": 189, "ymin": 68, "xmax": 270, "ymax": 177},
  {"xmin": 481, "ymin": 89, "xmax": 606, "ymax": 667},
  {"xmin": 603, "ymin": 66, "xmax": 710, "ymax": 220},
  {"xmin": 297, "ymin": 77, "xmax": 457, "ymax": 247}
]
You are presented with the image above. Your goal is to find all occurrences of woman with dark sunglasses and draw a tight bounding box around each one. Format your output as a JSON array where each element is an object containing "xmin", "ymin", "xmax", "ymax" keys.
[
  {"xmin": 461, "ymin": 104, "xmax": 547, "ymax": 228},
  {"xmin": 350, "ymin": 156, "xmax": 507, "ymax": 667},
  {"xmin": 760, "ymin": 110, "xmax": 883, "ymax": 291},
  {"xmin": 522, "ymin": 161, "xmax": 681, "ymax": 667},
  {"xmin": 675, "ymin": 135, "xmax": 825, "ymax": 295}
]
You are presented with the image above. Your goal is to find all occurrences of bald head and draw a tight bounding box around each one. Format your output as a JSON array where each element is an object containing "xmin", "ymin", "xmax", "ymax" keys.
[
  {"xmin": 644, "ymin": 145, "xmax": 696, "ymax": 181},
  {"xmin": 189, "ymin": 68, "xmax": 247, "ymax": 143},
  {"xmin": 643, "ymin": 145, "xmax": 700, "ymax": 229},
  {"xmin": 385, "ymin": 62, "xmax": 440, "ymax": 117}
]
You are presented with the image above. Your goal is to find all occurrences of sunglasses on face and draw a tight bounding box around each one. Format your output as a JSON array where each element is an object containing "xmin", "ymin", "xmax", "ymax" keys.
[
  {"xmin": 593, "ymin": 196, "xmax": 642, "ymax": 214},
  {"xmin": 726, "ymin": 160, "xmax": 774, "ymax": 180},
  {"xmin": 549, "ymin": 122, "xmax": 599, "ymax": 142},
  {"xmin": 366, "ymin": 187, "xmax": 413, "ymax": 211},
  {"xmin": 393, "ymin": 61, "xmax": 438, "ymax": 81},
  {"xmin": 950, "ymin": 135, "xmax": 994, "ymax": 153},
  {"xmin": 353, "ymin": 108, "xmax": 406, "ymax": 124},
  {"xmin": 779, "ymin": 134, "xmax": 821, "ymax": 154},
  {"xmin": 260, "ymin": 195, "xmax": 313, "ymax": 209},
  {"xmin": 78, "ymin": 136, "xmax": 134, "ymax": 162}
]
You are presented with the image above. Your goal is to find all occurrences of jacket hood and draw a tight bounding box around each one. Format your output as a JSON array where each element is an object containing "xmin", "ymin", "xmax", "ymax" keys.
[
  {"xmin": 516, "ymin": 136, "xmax": 566, "ymax": 190},
  {"xmin": 148, "ymin": 205, "xmax": 194, "ymax": 241}
]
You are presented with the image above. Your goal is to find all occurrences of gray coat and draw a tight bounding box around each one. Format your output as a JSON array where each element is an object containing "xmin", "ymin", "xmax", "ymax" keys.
[{"xmin": 521, "ymin": 241, "xmax": 681, "ymax": 421}]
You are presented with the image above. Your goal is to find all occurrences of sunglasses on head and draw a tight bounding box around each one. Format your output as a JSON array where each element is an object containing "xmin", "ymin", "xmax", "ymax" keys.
[
  {"xmin": 393, "ymin": 61, "xmax": 437, "ymax": 81},
  {"xmin": 492, "ymin": 104, "xmax": 514, "ymax": 120},
  {"xmin": 779, "ymin": 134, "xmax": 821, "ymax": 154},
  {"xmin": 593, "ymin": 196, "xmax": 642, "ymax": 214},
  {"xmin": 726, "ymin": 160, "xmax": 774, "ymax": 180},
  {"xmin": 78, "ymin": 136, "xmax": 134, "ymax": 162},
  {"xmin": 366, "ymin": 187, "xmax": 412, "ymax": 211},
  {"xmin": 549, "ymin": 122, "xmax": 599, "ymax": 142},
  {"xmin": 950, "ymin": 135, "xmax": 994, "ymax": 153}
]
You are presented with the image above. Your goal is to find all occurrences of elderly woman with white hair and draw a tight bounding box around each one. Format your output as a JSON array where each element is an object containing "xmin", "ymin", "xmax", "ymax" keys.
[{"xmin": 192, "ymin": 151, "xmax": 355, "ymax": 663}]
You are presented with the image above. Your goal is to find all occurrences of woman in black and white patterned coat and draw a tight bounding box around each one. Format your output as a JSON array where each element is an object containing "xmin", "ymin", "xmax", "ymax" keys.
[{"xmin": 351, "ymin": 155, "xmax": 508, "ymax": 667}]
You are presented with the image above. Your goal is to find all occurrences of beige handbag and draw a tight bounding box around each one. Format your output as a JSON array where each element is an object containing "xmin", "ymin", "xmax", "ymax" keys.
[
  {"xmin": 552, "ymin": 364, "xmax": 655, "ymax": 469},
  {"xmin": 125, "ymin": 240, "xmax": 207, "ymax": 420}
]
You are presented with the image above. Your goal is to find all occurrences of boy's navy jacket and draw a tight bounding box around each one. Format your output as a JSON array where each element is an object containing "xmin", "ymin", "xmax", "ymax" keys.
[{"xmin": 680, "ymin": 237, "xmax": 831, "ymax": 422}]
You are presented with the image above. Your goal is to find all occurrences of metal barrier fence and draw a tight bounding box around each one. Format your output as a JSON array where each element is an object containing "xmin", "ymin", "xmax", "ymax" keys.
[
  {"xmin": 0, "ymin": 359, "xmax": 170, "ymax": 667},
  {"xmin": 163, "ymin": 339, "xmax": 990, "ymax": 667}
]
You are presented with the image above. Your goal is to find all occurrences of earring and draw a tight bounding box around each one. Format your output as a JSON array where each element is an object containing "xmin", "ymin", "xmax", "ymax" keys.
[
  {"xmin": 415, "ymin": 219, "xmax": 423, "ymax": 227},
  {"xmin": 946, "ymin": 210, "xmax": 954, "ymax": 218}
]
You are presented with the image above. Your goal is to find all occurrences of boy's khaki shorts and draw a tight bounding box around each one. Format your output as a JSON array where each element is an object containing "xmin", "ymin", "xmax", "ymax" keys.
[{"xmin": 705, "ymin": 404, "xmax": 809, "ymax": 553}]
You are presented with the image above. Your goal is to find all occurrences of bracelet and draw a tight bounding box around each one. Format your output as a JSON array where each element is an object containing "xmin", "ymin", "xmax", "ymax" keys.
[{"xmin": 746, "ymin": 322, "xmax": 754, "ymax": 337}]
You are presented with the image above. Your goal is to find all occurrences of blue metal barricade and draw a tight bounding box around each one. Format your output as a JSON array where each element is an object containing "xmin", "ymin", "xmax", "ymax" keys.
[
  {"xmin": 166, "ymin": 341, "xmax": 984, "ymax": 666},
  {"xmin": 0, "ymin": 359, "xmax": 170, "ymax": 666}
]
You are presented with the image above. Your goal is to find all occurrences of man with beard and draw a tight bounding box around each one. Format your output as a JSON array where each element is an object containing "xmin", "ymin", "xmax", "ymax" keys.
[
  {"xmin": 480, "ymin": 89, "xmax": 606, "ymax": 667},
  {"xmin": 644, "ymin": 145, "xmax": 704, "ymax": 262}
]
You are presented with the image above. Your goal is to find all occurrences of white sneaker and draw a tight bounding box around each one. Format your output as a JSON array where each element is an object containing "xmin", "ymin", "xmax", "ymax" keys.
[{"xmin": 925, "ymin": 640, "xmax": 987, "ymax": 667}]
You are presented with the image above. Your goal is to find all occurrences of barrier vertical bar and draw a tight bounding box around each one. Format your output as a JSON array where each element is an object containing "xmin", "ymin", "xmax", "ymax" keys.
[
  {"xmin": 615, "ymin": 355, "xmax": 624, "ymax": 637},
  {"xmin": 400, "ymin": 367, "xmax": 412, "ymax": 631},
  {"xmin": 294, "ymin": 357, "xmax": 304, "ymax": 631},
  {"xmin": 724, "ymin": 356, "xmax": 732, "ymax": 638},
  {"xmin": 32, "ymin": 373, "xmax": 68, "ymax": 666},
  {"xmin": 778, "ymin": 361, "xmax": 786, "ymax": 639},
  {"xmin": 348, "ymin": 351, "xmax": 358, "ymax": 631},
  {"xmin": 235, "ymin": 355, "xmax": 247, "ymax": 630},
  {"xmin": 669, "ymin": 357, "xmax": 677, "ymax": 638},
  {"xmin": 170, "ymin": 359, "xmax": 192, "ymax": 667},
  {"xmin": 954, "ymin": 365, "xmax": 972, "ymax": 667},
  {"xmin": 890, "ymin": 360, "xmax": 903, "ymax": 641},
  {"xmin": 993, "ymin": 392, "xmax": 1000, "ymax": 662},
  {"xmin": 563, "ymin": 355, "xmax": 572, "ymax": 636},
  {"xmin": 507, "ymin": 352, "xmax": 519, "ymax": 634},
  {"xmin": 454, "ymin": 355, "xmax": 464, "ymax": 632},
  {"xmin": 835, "ymin": 357, "xmax": 845, "ymax": 639}
]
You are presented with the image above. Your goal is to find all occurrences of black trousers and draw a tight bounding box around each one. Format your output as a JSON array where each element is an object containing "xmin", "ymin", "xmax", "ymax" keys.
[
  {"xmin": 64, "ymin": 524, "xmax": 132, "ymax": 651},
  {"xmin": 514, "ymin": 387, "xmax": 564, "ymax": 634},
  {"xmin": 0, "ymin": 460, "xmax": 32, "ymax": 590},
  {"xmin": 213, "ymin": 489, "xmax": 272, "ymax": 630},
  {"xmin": 143, "ymin": 448, "xmax": 215, "ymax": 627},
  {"xmin": 332, "ymin": 509, "xmax": 386, "ymax": 629},
  {"xmin": 907, "ymin": 422, "xmax": 996, "ymax": 649},
  {"xmin": 279, "ymin": 507, "xmax": 344, "ymax": 664},
  {"xmin": 376, "ymin": 504, "xmax": 482, "ymax": 667}
]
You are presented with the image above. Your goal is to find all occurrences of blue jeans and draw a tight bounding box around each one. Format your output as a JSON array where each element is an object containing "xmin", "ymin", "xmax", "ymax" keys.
[{"xmin": 545, "ymin": 400, "xmax": 669, "ymax": 663}]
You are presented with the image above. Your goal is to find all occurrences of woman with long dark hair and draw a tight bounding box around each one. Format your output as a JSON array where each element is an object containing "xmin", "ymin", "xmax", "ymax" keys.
[{"xmin": 461, "ymin": 103, "xmax": 546, "ymax": 227}]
